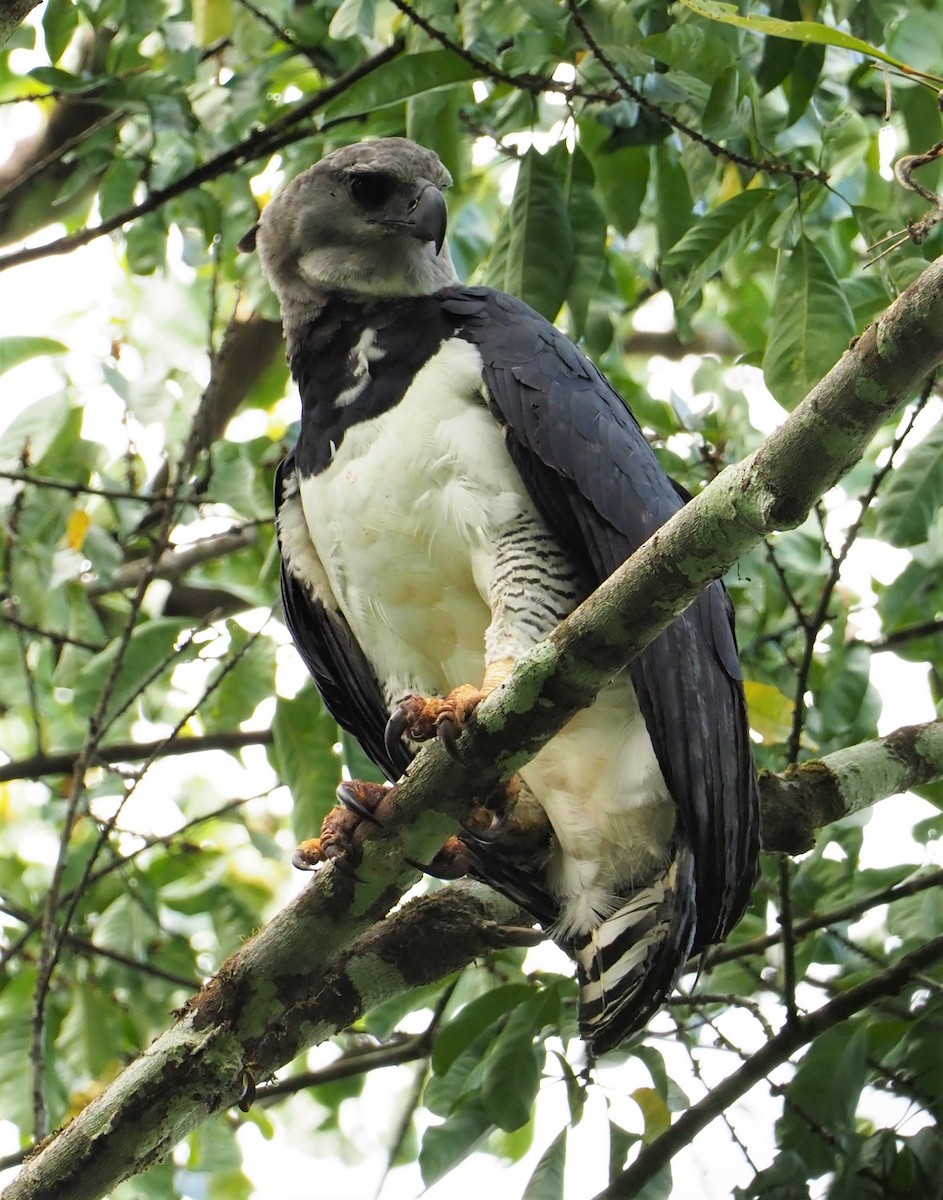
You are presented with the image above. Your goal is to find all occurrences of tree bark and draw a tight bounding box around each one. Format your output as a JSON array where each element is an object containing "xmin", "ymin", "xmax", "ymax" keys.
[
  {"xmin": 0, "ymin": 0, "xmax": 41, "ymax": 51},
  {"xmin": 1, "ymin": 885, "xmax": 526, "ymax": 1200},
  {"xmin": 760, "ymin": 718, "xmax": 943, "ymax": 853}
]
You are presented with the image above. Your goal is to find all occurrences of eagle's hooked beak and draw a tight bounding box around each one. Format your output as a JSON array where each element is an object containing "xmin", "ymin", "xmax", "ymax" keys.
[{"xmin": 404, "ymin": 184, "xmax": 448, "ymax": 255}]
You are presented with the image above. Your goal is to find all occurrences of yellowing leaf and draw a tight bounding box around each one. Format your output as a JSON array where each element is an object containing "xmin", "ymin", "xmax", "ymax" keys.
[
  {"xmin": 66, "ymin": 509, "xmax": 91, "ymax": 551},
  {"xmin": 717, "ymin": 160, "xmax": 744, "ymax": 203},
  {"xmin": 193, "ymin": 0, "xmax": 233, "ymax": 46},
  {"xmin": 744, "ymin": 679, "xmax": 795, "ymax": 744},
  {"xmin": 631, "ymin": 1087, "xmax": 671, "ymax": 1143}
]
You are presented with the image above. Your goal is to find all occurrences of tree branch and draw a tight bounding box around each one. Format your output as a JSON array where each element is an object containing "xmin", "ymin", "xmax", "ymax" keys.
[
  {"xmin": 0, "ymin": 884, "xmax": 525, "ymax": 1200},
  {"xmin": 88, "ymin": 525, "xmax": 258, "ymax": 594},
  {"xmin": 0, "ymin": 730, "xmax": 274, "ymax": 783},
  {"xmin": 0, "ymin": 0, "xmax": 41, "ymax": 51},
  {"xmin": 760, "ymin": 718, "xmax": 943, "ymax": 853}
]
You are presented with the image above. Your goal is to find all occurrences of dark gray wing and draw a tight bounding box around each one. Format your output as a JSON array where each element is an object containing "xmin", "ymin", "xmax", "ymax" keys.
[
  {"xmin": 443, "ymin": 286, "xmax": 758, "ymax": 949},
  {"xmin": 275, "ymin": 453, "xmax": 410, "ymax": 783}
]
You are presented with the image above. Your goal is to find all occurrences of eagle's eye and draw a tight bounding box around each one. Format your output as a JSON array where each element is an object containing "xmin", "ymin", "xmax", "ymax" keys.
[{"xmin": 347, "ymin": 171, "xmax": 395, "ymax": 210}]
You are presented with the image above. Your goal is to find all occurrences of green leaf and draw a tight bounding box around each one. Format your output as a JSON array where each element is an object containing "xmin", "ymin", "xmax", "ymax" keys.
[
  {"xmin": 432, "ymin": 982, "xmax": 532, "ymax": 1075},
  {"xmin": 660, "ymin": 189, "xmax": 776, "ymax": 308},
  {"xmin": 564, "ymin": 148, "xmax": 607, "ymax": 336},
  {"xmin": 42, "ymin": 0, "xmax": 79, "ymax": 65},
  {"xmin": 0, "ymin": 336, "xmax": 68, "ymax": 378},
  {"xmin": 271, "ymin": 686, "xmax": 341, "ymax": 842},
  {"xmin": 99, "ymin": 158, "xmax": 144, "ymax": 223},
  {"xmin": 28, "ymin": 65, "xmax": 87, "ymax": 90},
  {"xmin": 776, "ymin": 1022, "xmax": 868, "ymax": 1175},
  {"xmin": 744, "ymin": 679, "xmax": 795, "ymax": 745},
  {"xmin": 762, "ymin": 237, "xmax": 855, "ymax": 410},
  {"xmin": 0, "ymin": 971, "xmax": 39, "ymax": 1130},
  {"xmin": 487, "ymin": 148, "xmax": 573, "ymax": 320},
  {"xmin": 56, "ymin": 982, "xmax": 127, "ymax": 1078},
  {"xmin": 208, "ymin": 441, "xmax": 272, "ymax": 520},
  {"xmin": 785, "ymin": 43, "xmax": 825, "ymax": 126},
  {"xmin": 551, "ymin": 1050, "xmax": 586, "ymax": 1125},
  {"xmin": 678, "ymin": 0, "xmax": 939, "ymax": 78},
  {"xmin": 609, "ymin": 1120, "xmax": 641, "ymax": 1182},
  {"xmin": 73, "ymin": 618, "xmax": 195, "ymax": 722},
  {"xmin": 419, "ymin": 1100, "xmax": 494, "ymax": 1187},
  {"xmin": 733, "ymin": 1150, "xmax": 812, "ymax": 1199},
  {"xmin": 876, "ymin": 547, "xmax": 943, "ymax": 656},
  {"xmin": 641, "ymin": 23, "xmax": 737, "ymax": 81},
  {"xmin": 322, "ymin": 51, "xmax": 480, "ymax": 121},
  {"xmin": 424, "ymin": 1027, "xmax": 494, "ymax": 1118},
  {"xmin": 479, "ymin": 995, "xmax": 543, "ymax": 1131},
  {"xmin": 125, "ymin": 213, "xmax": 168, "ymax": 275},
  {"xmin": 629, "ymin": 1044, "xmax": 670, "ymax": 1099},
  {"xmin": 809, "ymin": 640, "xmax": 878, "ymax": 751},
  {"xmin": 522, "ymin": 1128, "xmax": 567, "ymax": 1199},
  {"xmin": 92, "ymin": 892, "xmax": 161, "ymax": 959},
  {"xmin": 875, "ymin": 420, "xmax": 943, "ymax": 548},
  {"xmin": 653, "ymin": 143, "xmax": 693, "ymax": 258},
  {"xmin": 199, "ymin": 630, "xmax": 277, "ymax": 735},
  {"xmin": 328, "ymin": 0, "xmax": 378, "ymax": 40},
  {"xmin": 193, "ymin": 0, "xmax": 234, "ymax": 45},
  {"xmin": 885, "ymin": 1013, "xmax": 943, "ymax": 1113},
  {"xmin": 364, "ymin": 979, "xmax": 454, "ymax": 1040},
  {"xmin": 589, "ymin": 143, "xmax": 649, "ymax": 237}
]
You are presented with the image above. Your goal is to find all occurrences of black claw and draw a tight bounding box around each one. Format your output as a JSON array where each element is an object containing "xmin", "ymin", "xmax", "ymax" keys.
[
  {"xmin": 292, "ymin": 847, "xmax": 320, "ymax": 871},
  {"xmin": 323, "ymin": 846, "xmax": 364, "ymax": 882},
  {"xmin": 385, "ymin": 706, "xmax": 410, "ymax": 759},
  {"xmin": 335, "ymin": 782, "xmax": 384, "ymax": 826},
  {"xmin": 405, "ymin": 854, "xmax": 467, "ymax": 881},
  {"xmin": 404, "ymin": 855, "xmax": 432, "ymax": 873},
  {"xmin": 459, "ymin": 816, "xmax": 505, "ymax": 844},
  {"xmin": 436, "ymin": 716, "xmax": 463, "ymax": 761}
]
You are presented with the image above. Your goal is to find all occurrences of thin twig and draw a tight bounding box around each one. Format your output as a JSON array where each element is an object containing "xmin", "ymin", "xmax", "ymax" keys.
[
  {"xmin": 706, "ymin": 867, "xmax": 943, "ymax": 967},
  {"xmin": 778, "ymin": 857, "xmax": 799, "ymax": 1027},
  {"xmin": 0, "ymin": 42, "xmax": 406, "ymax": 274},
  {"xmin": 386, "ymin": 0, "xmax": 617, "ymax": 105},
  {"xmin": 0, "ymin": 793, "xmax": 255, "ymax": 974},
  {"xmin": 785, "ymin": 377, "xmax": 936, "ymax": 764},
  {"xmin": 0, "ymin": 727, "xmax": 275, "ymax": 783},
  {"xmin": 564, "ymin": 0, "xmax": 825, "ymax": 186}
]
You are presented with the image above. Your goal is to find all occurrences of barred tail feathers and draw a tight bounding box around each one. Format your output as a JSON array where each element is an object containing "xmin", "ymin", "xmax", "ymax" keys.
[{"xmin": 574, "ymin": 844, "xmax": 698, "ymax": 1054}]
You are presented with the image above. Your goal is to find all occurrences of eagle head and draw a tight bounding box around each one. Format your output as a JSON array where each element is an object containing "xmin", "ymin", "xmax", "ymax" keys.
[{"xmin": 241, "ymin": 138, "xmax": 457, "ymax": 309}]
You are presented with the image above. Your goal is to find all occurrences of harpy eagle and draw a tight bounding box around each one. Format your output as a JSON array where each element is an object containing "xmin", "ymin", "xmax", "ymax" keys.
[{"xmin": 241, "ymin": 138, "xmax": 759, "ymax": 1053}]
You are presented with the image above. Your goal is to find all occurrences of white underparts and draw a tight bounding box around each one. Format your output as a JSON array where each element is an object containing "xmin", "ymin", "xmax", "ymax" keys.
[{"xmin": 292, "ymin": 336, "xmax": 673, "ymax": 934}]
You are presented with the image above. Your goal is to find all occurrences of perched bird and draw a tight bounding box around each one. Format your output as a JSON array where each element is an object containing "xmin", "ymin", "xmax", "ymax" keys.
[{"xmin": 241, "ymin": 138, "xmax": 758, "ymax": 1053}]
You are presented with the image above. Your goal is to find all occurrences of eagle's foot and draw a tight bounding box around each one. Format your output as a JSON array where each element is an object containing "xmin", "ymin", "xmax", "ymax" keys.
[
  {"xmin": 291, "ymin": 780, "xmax": 389, "ymax": 876},
  {"xmin": 406, "ymin": 835, "xmax": 471, "ymax": 880},
  {"xmin": 463, "ymin": 776, "xmax": 551, "ymax": 853},
  {"xmin": 336, "ymin": 779, "xmax": 387, "ymax": 826},
  {"xmin": 385, "ymin": 684, "xmax": 484, "ymax": 760}
]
